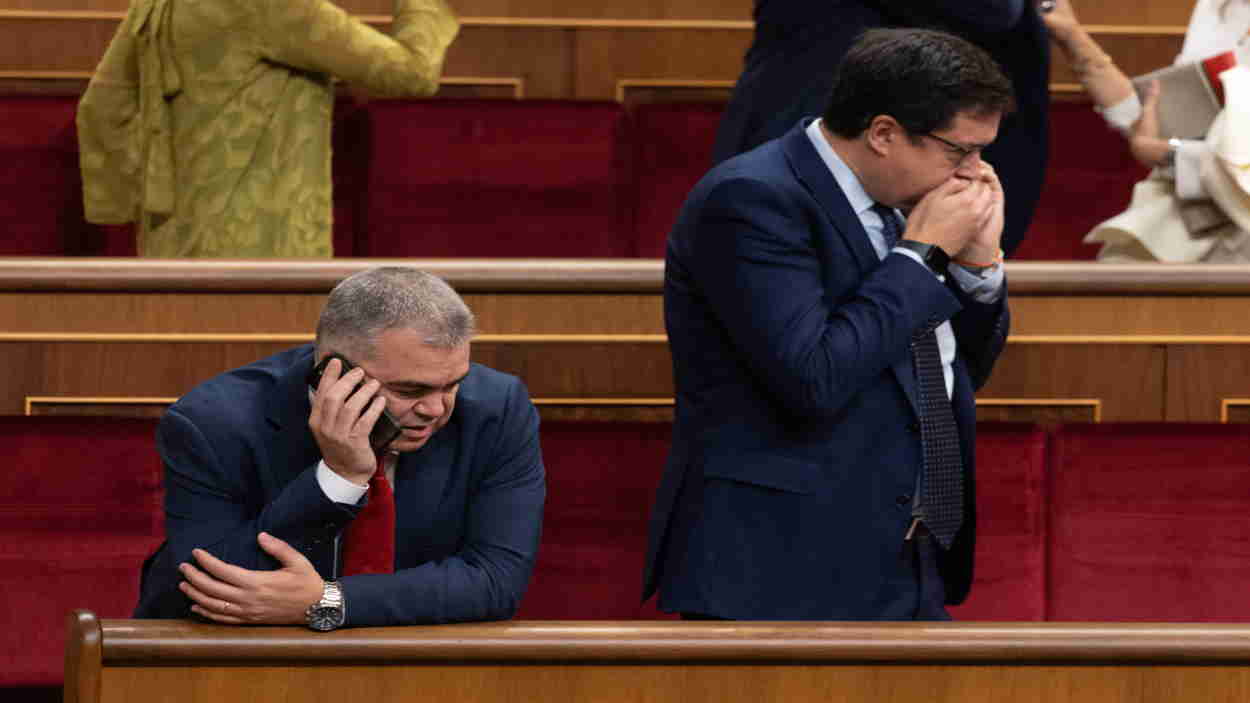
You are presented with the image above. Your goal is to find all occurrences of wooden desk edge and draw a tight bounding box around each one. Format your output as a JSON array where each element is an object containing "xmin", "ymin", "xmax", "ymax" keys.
[{"xmin": 92, "ymin": 617, "xmax": 1250, "ymax": 664}]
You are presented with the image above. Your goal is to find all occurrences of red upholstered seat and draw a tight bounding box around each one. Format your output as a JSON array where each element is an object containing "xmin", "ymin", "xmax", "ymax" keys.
[
  {"xmin": 0, "ymin": 417, "xmax": 162, "ymax": 686},
  {"xmin": 630, "ymin": 102, "xmax": 725, "ymax": 258},
  {"xmin": 948, "ymin": 422, "xmax": 1049, "ymax": 621},
  {"xmin": 356, "ymin": 99, "xmax": 635, "ymax": 258},
  {"xmin": 519, "ymin": 421, "xmax": 676, "ymax": 619},
  {"xmin": 1014, "ymin": 99, "xmax": 1149, "ymax": 261},
  {"xmin": 1047, "ymin": 423, "xmax": 1250, "ymax": 621}
]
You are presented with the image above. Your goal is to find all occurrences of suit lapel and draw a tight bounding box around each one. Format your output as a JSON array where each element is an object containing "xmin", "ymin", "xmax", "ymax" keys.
[{"xmin": 780, "ymin": 121, "xmax": 922, "ymax": 420}]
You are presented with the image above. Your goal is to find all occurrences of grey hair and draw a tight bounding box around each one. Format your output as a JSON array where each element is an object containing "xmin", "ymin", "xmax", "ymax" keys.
[{"xmin": 315, "ymin": 267, "xmax": 476, "ymax": 359}]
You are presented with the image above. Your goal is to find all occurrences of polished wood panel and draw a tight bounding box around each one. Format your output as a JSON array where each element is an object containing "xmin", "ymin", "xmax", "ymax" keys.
[
  {"xmin": 1, "ymin": 261, "xmax": 1249, "ymax": 423},
  {"xmin": 1166, "ymin": 346, "xmax": 1250, "ymax": 422},
  {"xmin": 980, "ymin": 343, "xmax": 1166, "ymax": 421},
  {"xmin": 65, "ymin": 613, "xmax": 1250, "ymax": 703}
]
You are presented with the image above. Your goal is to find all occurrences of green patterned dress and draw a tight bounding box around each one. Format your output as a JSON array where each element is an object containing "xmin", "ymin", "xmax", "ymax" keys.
[{"xmin": 77, "ymin": 0, "xmax": 459, "ymax": 258}]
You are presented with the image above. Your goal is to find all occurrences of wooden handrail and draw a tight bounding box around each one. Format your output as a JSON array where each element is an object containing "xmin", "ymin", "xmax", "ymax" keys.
[
  {"xmin": 93, "ymin": 617, "xmax": 1250, "ymax": 664},
  {"xmin": 1, "ymin": 259, "xmax": 1250, "ymax": 295}
]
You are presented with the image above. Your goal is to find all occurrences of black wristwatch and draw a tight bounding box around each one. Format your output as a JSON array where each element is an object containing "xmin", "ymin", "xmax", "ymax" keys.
[{"xmin": 894, "ymin": 240, "xmax": 951, "ymax": 276}]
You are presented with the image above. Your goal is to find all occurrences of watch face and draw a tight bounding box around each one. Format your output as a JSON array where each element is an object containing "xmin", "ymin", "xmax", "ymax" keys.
[{"xmin": 308, "ymin": 606, "xmax": 344, "ymax": 631}]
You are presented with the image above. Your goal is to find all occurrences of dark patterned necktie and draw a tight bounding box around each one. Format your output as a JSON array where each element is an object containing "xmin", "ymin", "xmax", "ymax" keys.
[{"xmin": 873, "ymin": 203, "xmax": 964, "ymax": 549}]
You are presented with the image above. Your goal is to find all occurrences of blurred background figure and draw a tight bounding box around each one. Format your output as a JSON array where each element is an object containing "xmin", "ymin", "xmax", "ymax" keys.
[
  {"xmin": 1043, "ymin": 0, "xmax": 1250, "ymax": 261},
  {"xmin": 77, "ymin": 0, "xmax": 459, "ymax": 258},
  {"xmin": 710, "ymin": 1, "xmax": 1050, "ymax": 257}
]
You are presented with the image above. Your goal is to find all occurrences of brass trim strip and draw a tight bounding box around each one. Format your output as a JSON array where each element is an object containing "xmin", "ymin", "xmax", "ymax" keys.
[
  {"xmin": 1009, "ymin": 335, "xmax": 1250, "ymax": 344},
  {"xmin": 0, "ymin": 333, "xmax": 668, "ymax": 343},
  {"xmin": 1220, "ymin": 399, "xmax": 1250, "ymax": 423},
  {"xmin": 0, "ymin": 12, "xmax": 1185, "ymax": 35},
  {"xmin": 976, "ymin": 398, "xmax": 1103, "ymax": 422},
  {"xmin": 533, "ymin": 397, "xmax": 673, "ymax": 406},
  {"xmin": 0, "ymin": 70, "xmax": 522, "ymax": 96},
  {"xmin": 615, "ymin": 78, "xmax": 735, "ymax": 103},
  {"xmin": 25, "ymin": 395, "xmax": 177, "ymax": 415},
  {"xmin": 2, "ymin": 333, "xmax": 1250, "ymax": 345},
  {"xmin": 438, "ymin": 76, "xmax": 526, "ymax": 98}
]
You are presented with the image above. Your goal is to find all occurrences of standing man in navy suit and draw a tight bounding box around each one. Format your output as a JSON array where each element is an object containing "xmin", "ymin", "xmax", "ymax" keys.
[
  {"xmin": 645, "ymin": 29, "xmax": 1011, "ymax": 621},
  {"xmin": 135, "ymin": 267, "xmax": 545, "ymax": 628},
  {"xmin": 710, "ymin": 0, "xmax": 1049, "ymax": 256}
]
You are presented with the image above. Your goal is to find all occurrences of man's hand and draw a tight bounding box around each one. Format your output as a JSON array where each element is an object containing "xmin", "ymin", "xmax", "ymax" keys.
[
  {"xmin": 902, "ymin": 175, "xmax": 994, "ymax": 255},
  {"xmin": 1129, "ymin": 80, "xmax": 1171, "ymax": 169},
  {"xmin": 955, "ymin": 162, "xmax": 1005, "ymax": 264},
  {"xmin": 178, "ymin": 532, "xmax": 326, "ymax": 625},
  {"xmin": 308, "ymin": 357, "xmax": 386, "ymax": 485}
]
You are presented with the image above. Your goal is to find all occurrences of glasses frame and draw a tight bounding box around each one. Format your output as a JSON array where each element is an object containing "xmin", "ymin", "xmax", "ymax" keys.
[{"xmin": 921, "ymin": 132, "xmax": 984, "ymax": 167}]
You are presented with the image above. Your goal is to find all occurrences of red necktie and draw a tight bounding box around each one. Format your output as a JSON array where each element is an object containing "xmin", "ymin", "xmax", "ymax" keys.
[{"xmin": 340, "ymin": 454, "xmax": 396, "ymax": 576}]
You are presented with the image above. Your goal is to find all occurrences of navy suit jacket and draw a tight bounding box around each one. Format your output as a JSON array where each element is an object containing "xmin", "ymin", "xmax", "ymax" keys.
[
  {"xmin": 644, "ymin": 121, "xmax": 1009, "ymax": 619},
  {"xmin": 134, "ymin": 344, "xmax": 546, "ymax": 626},
  {"xmin": 710, "ymin": 0, "xmax": 1049, "ymax": 256}
]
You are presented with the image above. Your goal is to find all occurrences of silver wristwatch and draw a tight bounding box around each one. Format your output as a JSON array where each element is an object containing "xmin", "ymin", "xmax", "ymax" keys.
[{"xmin": 305, "ymin": 580, "xmax": 345, "ymax": 632}]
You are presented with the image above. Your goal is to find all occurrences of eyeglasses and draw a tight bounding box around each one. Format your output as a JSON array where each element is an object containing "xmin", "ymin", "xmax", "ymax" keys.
[{"xmin": 921, "ymin": 132, "xmax": 986, "ymax": 166}]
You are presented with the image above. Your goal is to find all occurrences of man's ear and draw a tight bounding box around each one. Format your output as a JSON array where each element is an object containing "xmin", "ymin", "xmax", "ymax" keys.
[{"xmin": 864, "ymin": 115, "xmax": 900, "ymax": 157}]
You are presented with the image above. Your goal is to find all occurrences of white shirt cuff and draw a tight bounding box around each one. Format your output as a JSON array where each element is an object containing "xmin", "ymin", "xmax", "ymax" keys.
[
  {"xmin": 949, "ymin": 260, "xmax": 1005, "ymax": 303},
  {"xmin": 1173, "ymin": 139, "xmax": 1209, "ymax": 200},
  {"xmin": 1097, "ymin": 93, "xmax": 1142, "ymax": 134},
  {"xmin": 316, "ymin": 459, "xmax": 368, "ymax": 505}
]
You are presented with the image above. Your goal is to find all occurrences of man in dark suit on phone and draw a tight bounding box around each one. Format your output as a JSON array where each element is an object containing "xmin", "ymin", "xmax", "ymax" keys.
[
  {"xmin": 645, "ymin": 29, "xmax": 1011, "ymax": 621},
  {"xmin": 134, "ymin": 266, "xmax": 545, "ymax": 629}
]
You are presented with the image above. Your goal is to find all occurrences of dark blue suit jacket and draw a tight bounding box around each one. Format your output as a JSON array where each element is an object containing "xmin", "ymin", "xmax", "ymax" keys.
[
  {"xmin": 710, "ymin": 0, "xmax": 1049, "ymax": 256},
  {"xmin": 134, "ymin": 344, "xmax": 546, "ymax": 626},
  {"xmin": 644, "ymin": 121, "xmax": 1009, "ymax": 619}
]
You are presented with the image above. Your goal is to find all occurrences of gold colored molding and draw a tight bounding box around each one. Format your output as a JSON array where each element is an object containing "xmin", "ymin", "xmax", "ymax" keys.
[
  {"xmin": 0, "ymin": 12, "xmax": 1184, "ymax": 36},
  {"xmin": 615, "ymin": 78, "xmax": 735, "ymax": 103},
  {"xmin": 0, "ymin": 333, "xmax": 667, "ymax": 343},
  {"xmin": 4, "ymin": 332, "xmax": 1250, "ymax": 345},
  {"xmin": 1009, "ymin": 335, "xmax": 1250, "ymax": 345},
  {"xmin": 440, "ymin": 76, "xmax": 524, "ymax": 99},
  {"xmin": 533, "ymin": 397, "xmax": 673, "ymax": 406},
  {"xmin": 975, "ymin": 398, "xmax": 1102, "ymax": 422},
  {"xmin": 1220, "ymin": 399, "xmax": 1250, "ymax": 423},
  {"xmin": 25, "ymin": 395, "xmax": 176, "ymax": 415}
]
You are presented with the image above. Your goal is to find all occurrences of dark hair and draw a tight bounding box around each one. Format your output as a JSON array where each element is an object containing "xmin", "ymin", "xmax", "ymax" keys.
[{"xmin": 822, "ymin": 28, "xmax": 1014, "ymax": 139}]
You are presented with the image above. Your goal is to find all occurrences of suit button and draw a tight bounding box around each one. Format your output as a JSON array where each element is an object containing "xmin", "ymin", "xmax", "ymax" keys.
[{"xmin": 896, "ymin": 494, "xmax": 912, "ymax": 507}]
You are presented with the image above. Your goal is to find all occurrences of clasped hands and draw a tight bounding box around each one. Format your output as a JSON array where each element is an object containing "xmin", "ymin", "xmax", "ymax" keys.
[
  {"xmin": 903, "ymin": 162, "xmax": 1004, "ymax": 265},
  {"xmin": 178, "ymin": 532, "xmax": 325, "ymax": 625}
]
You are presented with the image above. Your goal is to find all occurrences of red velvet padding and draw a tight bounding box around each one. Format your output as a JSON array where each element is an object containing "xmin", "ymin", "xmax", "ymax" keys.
[
  {"xmin": 0, "ymin": 417, "xmax": 163, "ymax": 686},
  {"xmin": 1014, "ymin": 99, "xmax": 1148, "ymax": 261},
  {"xmin": 1047, "ymin": 423, "xmax": 1250, "ymax": 621},
  {"xmin": 948, "ymin": 422, "xmax": 1049, "ymax": 621},
  {"xmin": 357, "ymin": 99, "xmax": 635, "ymax": 258},
  {"xmin": 518, "ymin": 421, "xmax": 676, "ymax": 619},
  {"xmin": 630, "ymin": 102, "xmax": 725, "ymax": 258}
]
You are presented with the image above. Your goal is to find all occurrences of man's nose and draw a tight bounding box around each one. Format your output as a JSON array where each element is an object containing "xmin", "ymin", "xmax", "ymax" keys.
[
  {"xmin": 412, "ymin": 393, "xmax": 445, "ymax": 421},
  {"xmin": 955, "ymin": 150, "xmax": 984, "ymax": 177}
]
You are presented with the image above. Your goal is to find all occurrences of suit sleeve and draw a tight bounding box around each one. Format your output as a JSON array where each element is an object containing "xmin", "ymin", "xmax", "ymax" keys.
[
  {"xmin": 948, "ymin": 276, "xmax": 1011, "ymax": 390},
  {"xmin": 685, "ymin": 176, "xmax": 965, "ymax": 421},
  {"xmin": 339, "ymin": 379, "xmax": 546, "ymax": 625},
  {"xmin": 134, "ymin": 406, "xmax": 355, "ymax": 618},
  {"xmin": 257, "ymin": 0, "xmax": 459, "ymax": 98},
  {"xmin": 871, "ymin": 0, "xmax": 1026, "ymax": 34}
]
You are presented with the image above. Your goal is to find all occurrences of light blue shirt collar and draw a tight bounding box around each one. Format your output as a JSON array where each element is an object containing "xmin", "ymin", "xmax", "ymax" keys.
[{"xmin": 804, "ymin": 118, "xmax": 897, "ymax": 259}]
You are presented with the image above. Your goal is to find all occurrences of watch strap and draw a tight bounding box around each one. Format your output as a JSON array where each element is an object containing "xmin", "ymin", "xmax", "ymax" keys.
[{"xmin": 894, "ymin": 240, "xmax": 951, "ymax": 275}]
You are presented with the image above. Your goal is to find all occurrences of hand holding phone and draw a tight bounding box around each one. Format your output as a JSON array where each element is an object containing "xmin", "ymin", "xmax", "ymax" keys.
[{"xmin": 306, "ymin": 354, "xmax": 403, "ymax": 482}]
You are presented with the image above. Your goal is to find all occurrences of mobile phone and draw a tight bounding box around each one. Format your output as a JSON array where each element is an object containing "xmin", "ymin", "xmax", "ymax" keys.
[{"xmin": 307, "ymin": 353, "xmax": 404, "ymax": 452}]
